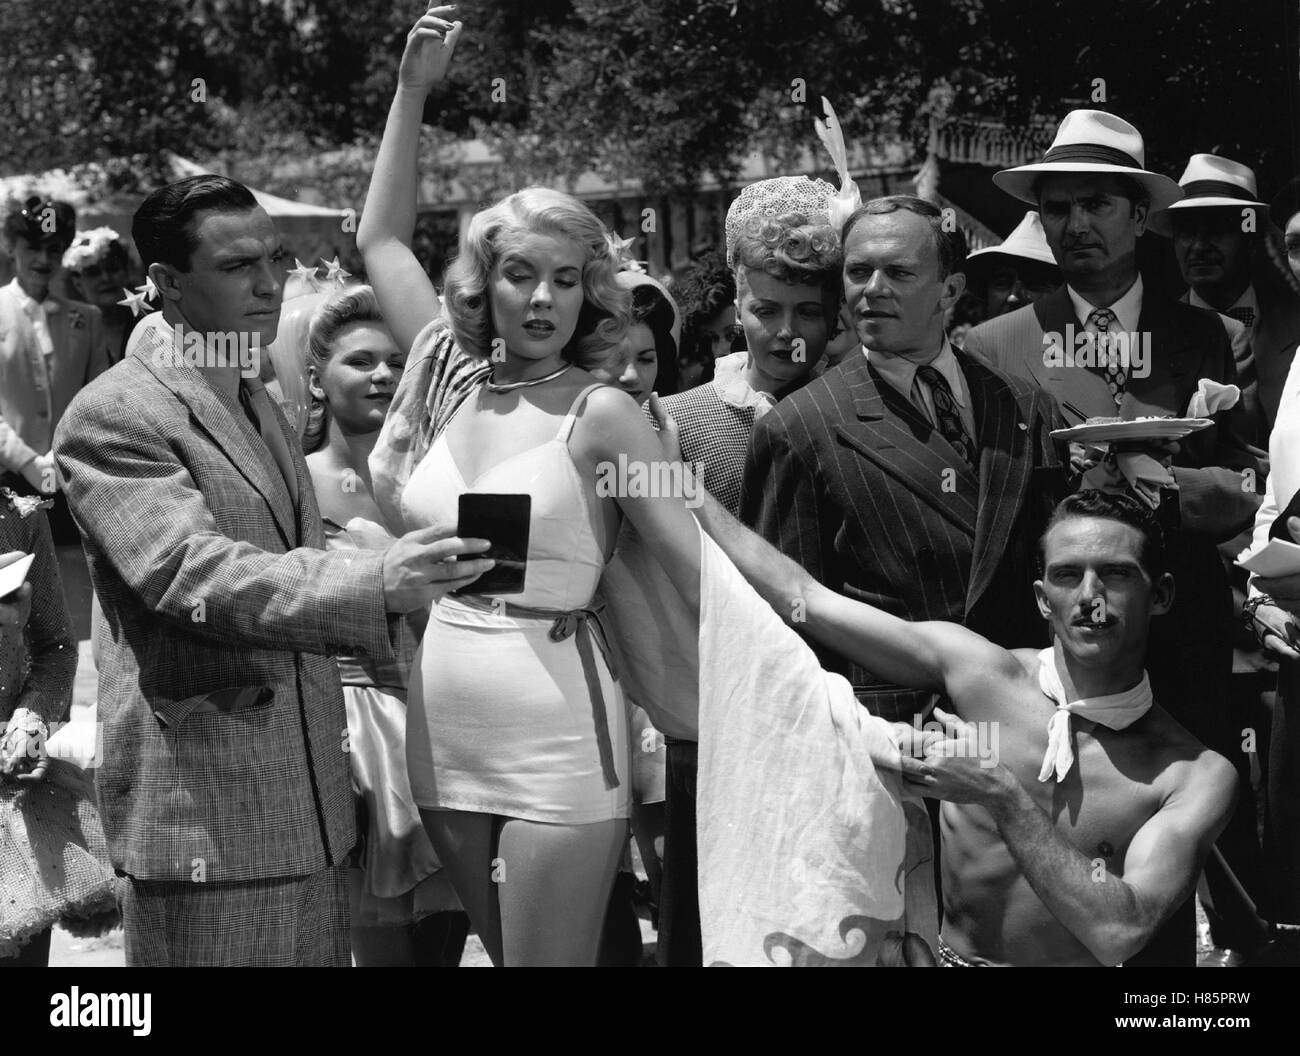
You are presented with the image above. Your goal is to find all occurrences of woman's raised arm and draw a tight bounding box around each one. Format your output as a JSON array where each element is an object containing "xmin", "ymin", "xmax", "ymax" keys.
[{"xmin": 357, "ymin": 7, "xmax": 463, "ymax": 355}]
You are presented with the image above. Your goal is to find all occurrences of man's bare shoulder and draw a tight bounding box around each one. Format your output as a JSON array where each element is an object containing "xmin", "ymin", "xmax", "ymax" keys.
[
  {"xmin": 1009, "ymin": 647, "xmax": 1042, "ymax": 677},
  {"xmin": 1139, "ymin": 706, "xmax": 1237, "ymax": 819}
]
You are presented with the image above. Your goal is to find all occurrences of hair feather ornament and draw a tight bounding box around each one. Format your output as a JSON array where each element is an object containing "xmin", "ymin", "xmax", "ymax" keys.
[{"xmin": 814, "ymin": 97, "xmax": 862, "ymax": 233}]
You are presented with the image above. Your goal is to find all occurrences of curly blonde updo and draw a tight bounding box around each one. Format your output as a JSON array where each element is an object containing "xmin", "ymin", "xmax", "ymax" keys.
[
  {"xmin": 443, "ymin": 187, "xmax": 630, "ymax": 368},
  {"xmin": 731, "ymin": 210, "xmax": 844, "ymax": 295}
]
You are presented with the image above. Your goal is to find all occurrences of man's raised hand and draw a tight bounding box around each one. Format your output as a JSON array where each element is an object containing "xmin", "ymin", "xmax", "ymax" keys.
[
  {"xmin": 382, "ymin": 526, "xmax": 493, "ymax": 613},
  {"xmin": 399, "ymin": 6, "xmax": 463, "ymax": 93}
]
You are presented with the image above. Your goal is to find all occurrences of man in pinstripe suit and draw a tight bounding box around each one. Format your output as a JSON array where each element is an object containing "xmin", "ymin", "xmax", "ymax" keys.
[
  {"xmin": 52, "ymin": 176, "xmax": 492, "ymax": 966},
  {"xmin": 742, "ymin": 196, "xmax": 1068, "ymax": 725}
]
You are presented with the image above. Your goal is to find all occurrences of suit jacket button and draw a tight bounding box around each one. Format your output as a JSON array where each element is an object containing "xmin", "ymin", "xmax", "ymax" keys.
[{"xmin": 1018, "ymin": 422, "xmax": 1027, "ymax": 430}]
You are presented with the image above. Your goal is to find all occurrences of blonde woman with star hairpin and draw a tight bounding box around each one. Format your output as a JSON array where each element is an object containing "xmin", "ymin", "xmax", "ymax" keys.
[{"xmin": 360, "ymin": 6, "xmax": 708, "ymax": 967}]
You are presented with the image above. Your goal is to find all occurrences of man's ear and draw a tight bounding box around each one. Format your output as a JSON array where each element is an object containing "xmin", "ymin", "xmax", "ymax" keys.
[
  {"xmin": 149, "ymin": 262, "xmax": 183, "ymax": 303},
  {"xmin": 1149, "ymin": 570, "xmax": 1176, "ymax": 616},
  {"xmin": 1132, "ymin": 199, "xmax": 1150, "ymax": 236},
  {"xmin": 939, "ymin": 269, "xmax": 966, "ymax": 314},
  {"xmin": 1032, "ymin": 578, "xmax": 1053, "ymax": 620}
]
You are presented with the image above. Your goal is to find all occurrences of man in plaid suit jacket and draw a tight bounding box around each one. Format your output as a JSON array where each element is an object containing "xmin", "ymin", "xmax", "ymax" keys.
[{"xmin": 53, "ymin": 176, "xmax": 491, "ymax": 966}]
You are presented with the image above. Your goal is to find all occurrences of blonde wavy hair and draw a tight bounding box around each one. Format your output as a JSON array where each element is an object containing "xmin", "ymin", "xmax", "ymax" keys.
[
  {"xmin": 443, "ymin": 187, "xmax": 630, "ymax": 367},
  {"xmin": 732, "ymin": 210, "xmax": 843, "ymax": 292}
]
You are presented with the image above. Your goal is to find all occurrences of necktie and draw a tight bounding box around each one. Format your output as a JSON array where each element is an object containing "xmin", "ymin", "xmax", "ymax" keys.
[
  {"xmin": 239, "ymin": 380, "xmax": 299, "ymax": 504},
  {"xmin": 916, "ymin": 365, "xmax": 975, "ymax": 468},
  {"xmin": 1088, "ymin": 308, "xmax": 1125, "ymax": 407},
  {"xmin": 1226, "ymin": 305, "xmax": 1256, "ymax": 328}
]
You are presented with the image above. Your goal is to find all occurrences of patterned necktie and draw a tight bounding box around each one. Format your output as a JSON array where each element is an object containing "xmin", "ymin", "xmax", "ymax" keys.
[
  {"xmin": 1226, "ymin": 305, "xmax": 1256, "ymax": 328},
  {"xmin": 1088, "ymin": 308, "xmax": 1125, "ymax": 407},
  {"xmin": 917, "ymin": 365, "xmax": 975, "ymax": 468}
]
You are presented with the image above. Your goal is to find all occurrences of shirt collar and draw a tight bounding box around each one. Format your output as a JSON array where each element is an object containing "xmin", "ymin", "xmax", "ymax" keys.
[
  {"xmin": 863, "ymin": 337, "xmax": 967, "ymax": 409},
  {"xmin": 7, "ymin": 276, "xmax": 60, "ymax": 315},
  {"xmin": 1066, "ymin": 274, "xmax": 1143, "ymax": 334},
  {"xmin": 1188, "ymin": 283, "xmax": 1257, "ymax": 318},
  {"xmin": 713, "ymin": 351, "xmax": 778, "ymax": 412}
]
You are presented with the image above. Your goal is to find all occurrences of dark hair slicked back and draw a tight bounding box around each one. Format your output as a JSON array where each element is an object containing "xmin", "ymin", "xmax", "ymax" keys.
[
  {"xmin": 132, "ymin": 175, "xmax": 259, "ymax": 272},
  {"xmin": 1039, "ymin": 489, "xmax": 1166, "ymax": 579}
]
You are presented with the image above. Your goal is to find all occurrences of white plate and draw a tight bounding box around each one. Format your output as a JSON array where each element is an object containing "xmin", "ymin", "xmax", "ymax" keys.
[
  {"xmin": 1050, "ymin": 417, "xmax": 1213, "ymax": 443},
  {"xmin": 1237, "ymin": 538, "xmax": 1300, "ymax": 578}
]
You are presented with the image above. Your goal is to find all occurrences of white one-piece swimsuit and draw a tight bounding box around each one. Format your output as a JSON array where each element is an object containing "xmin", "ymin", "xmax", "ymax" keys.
[{"xmin": 400, "ymin": 383, "xmax": 630, "ymax": 824}]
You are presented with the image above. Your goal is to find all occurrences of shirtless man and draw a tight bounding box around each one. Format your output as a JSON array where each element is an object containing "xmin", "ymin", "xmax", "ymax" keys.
[{"xmin": 686, "ymin": 477, "xmax": 1236, "ymax": 966}]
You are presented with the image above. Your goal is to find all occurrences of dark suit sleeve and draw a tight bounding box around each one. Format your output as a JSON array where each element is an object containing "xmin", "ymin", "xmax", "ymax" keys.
[
  {"xmin": 1171, "ymin": 322, "xmax": 1265, "ymax": 541},
  {"xmin": 54, "ymin": 388, "xmax": 394, "ymax": 659},
  {"xmin": 739, "ymin": 407, "xmax": 835, "ymax": 589}
]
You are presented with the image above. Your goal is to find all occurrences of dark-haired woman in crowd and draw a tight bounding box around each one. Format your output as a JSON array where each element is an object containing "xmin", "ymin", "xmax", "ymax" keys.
[
  {"xmin": 360, "ymin": 10, "xmax": 705, "ymax": 965},
  {"xmin": 674, "ymin": 247, "xmax": 735, "ymax": 389},
  {"xmin": 302, "ymin": 284, "xmax": 469, "ymax": 966}
]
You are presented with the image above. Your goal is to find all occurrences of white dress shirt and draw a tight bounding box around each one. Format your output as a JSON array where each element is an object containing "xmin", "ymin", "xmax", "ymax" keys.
[
  {"xmin": 1067, "ymin": 275, "xmax": 1144, "ymax": 370},
  {"xmin": 864, "ymin": 337, "xmax": 975, "ymax": 439}
]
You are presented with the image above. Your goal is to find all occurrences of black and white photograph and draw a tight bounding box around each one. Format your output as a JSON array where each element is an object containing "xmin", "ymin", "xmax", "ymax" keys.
[{"xmin": 1, "ymin": 0, "xmax": 1299, "ymax": 1009}]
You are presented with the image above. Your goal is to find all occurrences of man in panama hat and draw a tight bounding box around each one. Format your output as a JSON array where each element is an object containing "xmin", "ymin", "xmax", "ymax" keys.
[
  {"xmin": 964, "ymin": 211, "xmax": 1062, "ymax": 320},
  {"xmin": 964, "ymin": 109, "xmax": 1266, "ymax": 965},
  {"xmin": 1152, "ymin": 154, "xmax": 1300, "ymax": 444}
]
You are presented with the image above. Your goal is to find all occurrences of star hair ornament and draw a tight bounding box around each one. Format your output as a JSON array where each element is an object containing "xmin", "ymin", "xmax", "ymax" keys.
[
  {"xmin": 117, "ymin": 275, "xmax": 159, "ymax": 318},
  {"xmin": 604, "ymin": 231, "xmax": 646, "ymax": 273}
]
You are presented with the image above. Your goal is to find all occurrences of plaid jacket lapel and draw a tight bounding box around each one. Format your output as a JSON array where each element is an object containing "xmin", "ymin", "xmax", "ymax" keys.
[{"xmin": 132, "ymin": 325, "xmax": 298, "ymax": 547}]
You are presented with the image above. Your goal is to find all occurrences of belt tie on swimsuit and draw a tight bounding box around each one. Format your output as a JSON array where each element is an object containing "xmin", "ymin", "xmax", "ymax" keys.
[{"xmin": 459, "ymin": 595, "xmax": 621, "ymax": 790}]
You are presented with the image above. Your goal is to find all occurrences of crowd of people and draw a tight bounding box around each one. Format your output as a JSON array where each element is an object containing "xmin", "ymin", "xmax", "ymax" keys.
[{"xmin": 2, "ymin": 6, "xmax": 1300, "ymax": 967}]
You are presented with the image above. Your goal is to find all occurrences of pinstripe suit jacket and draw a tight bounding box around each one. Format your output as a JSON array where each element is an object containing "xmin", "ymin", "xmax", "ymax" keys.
[
  {"xmin": 53, "ymin": 323, "xmax": 396, "ymax": 882},
  {"xmin": 740, "ymin": 349, "xmax": 1067, "ymax": 722}
]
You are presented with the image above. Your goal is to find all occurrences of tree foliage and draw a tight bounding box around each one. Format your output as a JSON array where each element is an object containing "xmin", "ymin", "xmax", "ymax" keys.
[{"xmin": 2, "ymin": 0, "xmax": 1294, "ymax": 200}]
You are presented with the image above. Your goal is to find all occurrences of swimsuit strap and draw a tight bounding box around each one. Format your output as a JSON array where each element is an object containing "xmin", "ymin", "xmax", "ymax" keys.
[{"xmin": 555, "ymin": 383, "xmax": 607, "ymax": 444}]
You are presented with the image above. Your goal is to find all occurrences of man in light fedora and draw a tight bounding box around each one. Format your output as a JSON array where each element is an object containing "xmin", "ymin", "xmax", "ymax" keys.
[
  {"xmin": 1151, "ymin": 153, "xmax": 1300, "ymax": 445},
  {"xmin": 963, "ymin": 211, "xmax": 1062, "ymax": 320},
  {"xmin": 963, "ymin": 109, "xmax": 1265, "ymax": 965}
]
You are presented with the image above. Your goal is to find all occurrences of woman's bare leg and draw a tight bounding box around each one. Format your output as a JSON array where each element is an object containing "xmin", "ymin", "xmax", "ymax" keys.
[
  {"xmin": 419, "ymin": 808, "xmax": 503, "ymax": 965},
  {"xmin": 496, "ymin": 817, "xmax": 627, "ymax": 966}
]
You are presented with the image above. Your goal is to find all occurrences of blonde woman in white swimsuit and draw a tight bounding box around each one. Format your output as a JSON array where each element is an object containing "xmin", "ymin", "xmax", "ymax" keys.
[{"xmin": 359, "ymin": 8, "xmax": 701, "ymax": 966}]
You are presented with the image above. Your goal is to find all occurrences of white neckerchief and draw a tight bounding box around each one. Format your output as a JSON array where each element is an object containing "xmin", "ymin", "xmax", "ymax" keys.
[{"xmin": 1036, "ymin": 644, "xmax": 1153, "ymax": 783}]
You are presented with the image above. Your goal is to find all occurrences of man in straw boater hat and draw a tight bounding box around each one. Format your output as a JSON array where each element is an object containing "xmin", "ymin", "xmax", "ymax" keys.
[
  {"xmin": 963, "ymin": 210, "xmax": 1062, "ymax": 321},
  {"xmin": 1154, "ymin": 153, "xmax": 1300, "ymax": 958},
  {"xmin": 963, "ymin": 109, "xmax": 1266, "ymax": 964},
  {"xmin": 1152, "ymin": 153, "xmax": 1300, "ymax": 445}
]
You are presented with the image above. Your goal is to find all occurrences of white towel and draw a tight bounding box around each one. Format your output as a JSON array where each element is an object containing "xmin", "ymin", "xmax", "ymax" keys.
[{"xmin": 695, "ymin": 527, "xmax": 937, "ymax": 965}]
